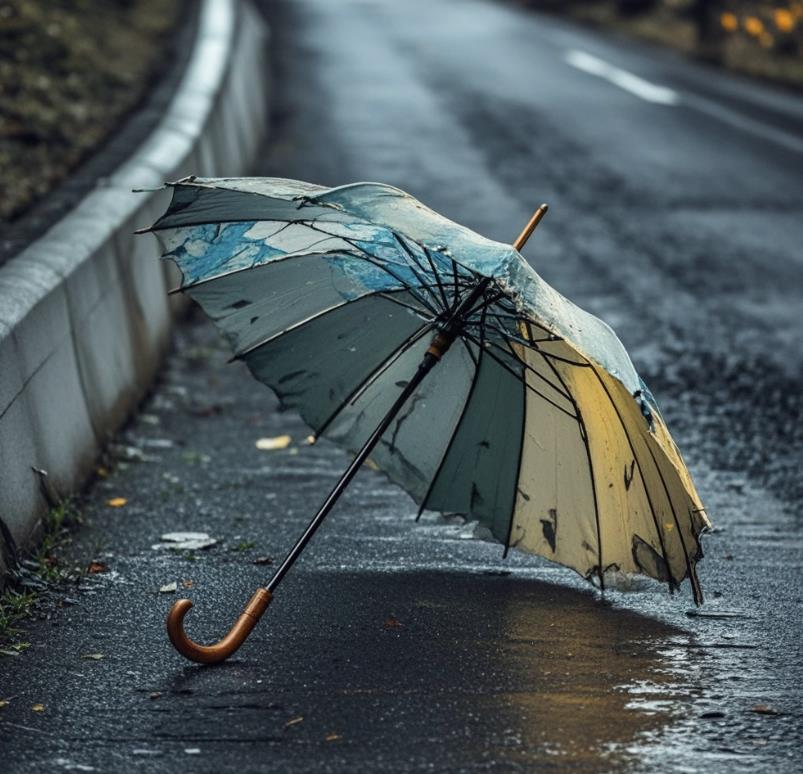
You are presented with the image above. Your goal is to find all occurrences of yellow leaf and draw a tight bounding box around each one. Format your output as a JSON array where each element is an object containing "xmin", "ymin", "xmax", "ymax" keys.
[
  {"xmin": 107, "ymin": 497, "xmax": 127, "ymax": 508},
  {"xmin": 255, "ymin": 435, "xmax": 292, "ymax": 451},
  {"xmin": 325, "ymin": 733, "xmax": 342, "ymax": 742},
  {"xmin": 81, "ymin": 653, "xmax": 104, "ymax": 660},
  {"xmin": 32, "ymin": 703, "xmax": 45, "ymax": 712},
  {"xmin": 285, "ymin": 716, "xmax": 304, "ymax": 727},
  {"xmin": 0, "ymin": 699, "xmax": 9, "ymax": 709}
]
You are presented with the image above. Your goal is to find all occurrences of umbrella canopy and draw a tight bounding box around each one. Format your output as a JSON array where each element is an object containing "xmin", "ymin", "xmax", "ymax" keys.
[{"xmin": 146, "ymin": 177, "xmax": 710, "ymax": 663}]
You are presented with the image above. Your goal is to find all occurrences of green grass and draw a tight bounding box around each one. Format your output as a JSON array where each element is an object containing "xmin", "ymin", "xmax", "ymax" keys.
[{"xmin": 0, "ymin": 498, "xmax": 84, "ymax": 647}]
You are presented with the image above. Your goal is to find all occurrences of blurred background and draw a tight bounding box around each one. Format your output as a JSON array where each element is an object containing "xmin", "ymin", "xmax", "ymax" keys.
[{"xmin": 520, "ymin": 1, "xmax": 803, "ymax": 79}]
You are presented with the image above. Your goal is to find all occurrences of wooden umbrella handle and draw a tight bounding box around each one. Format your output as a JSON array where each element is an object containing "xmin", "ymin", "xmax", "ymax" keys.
[{"xmin": 166, "ymin": 588, "xmax": 272, "ymax": 664}]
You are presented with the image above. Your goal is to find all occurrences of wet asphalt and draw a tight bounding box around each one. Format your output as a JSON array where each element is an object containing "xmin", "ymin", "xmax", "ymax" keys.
[{"xmin": 1, "ymin": 0, "xmax": 802, "ymax": 771}]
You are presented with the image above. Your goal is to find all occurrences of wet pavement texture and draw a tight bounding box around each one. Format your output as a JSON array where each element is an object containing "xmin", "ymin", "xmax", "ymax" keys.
[{"xmin": 2, "ymin": 0, "xmax": 802, "ymax": 771}]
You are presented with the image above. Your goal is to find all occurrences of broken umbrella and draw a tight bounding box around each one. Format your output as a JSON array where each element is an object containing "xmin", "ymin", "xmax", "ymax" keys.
[{"xmin": 143, "ymin": 177, "xmax": 710, "ymax": 664}]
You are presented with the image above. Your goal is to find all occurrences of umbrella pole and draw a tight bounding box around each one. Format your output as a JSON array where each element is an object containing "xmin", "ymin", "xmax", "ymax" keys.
[
  {"xmin": 166, "ymin": 205, "xmax": 549, "ymax": 664},
  {"xmin": 166, "ymin": 278, "xmax": 492, "ymax": 664}
]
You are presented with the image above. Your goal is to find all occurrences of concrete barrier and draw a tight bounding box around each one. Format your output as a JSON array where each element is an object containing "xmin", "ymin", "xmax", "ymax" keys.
[{"xmin": 0, "ymin": 0, "xmax": 269, "ymax": 579}]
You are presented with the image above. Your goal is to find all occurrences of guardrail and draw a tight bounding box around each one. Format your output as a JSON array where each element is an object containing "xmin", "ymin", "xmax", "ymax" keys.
[{"xmin": 0, "ymin": 0, "xmax": 270, "ymax": 579}]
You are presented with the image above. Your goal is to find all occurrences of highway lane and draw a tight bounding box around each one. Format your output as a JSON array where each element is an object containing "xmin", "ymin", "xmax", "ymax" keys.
[
  {"xmin": 1, "ymin": 1, "xmax": 799, "ymax": 771},
  {"xmin": 257, "ymin": 0, "xmax": 803, "ymax": 768}
]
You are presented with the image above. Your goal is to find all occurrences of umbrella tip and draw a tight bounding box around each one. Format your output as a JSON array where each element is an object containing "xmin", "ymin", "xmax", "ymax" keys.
[{"xmin": 513, "ymin": 204, "xmax": 550, "ymax": 252}]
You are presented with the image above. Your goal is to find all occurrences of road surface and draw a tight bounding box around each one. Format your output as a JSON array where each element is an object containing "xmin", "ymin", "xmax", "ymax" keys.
[{"xmin": 1, "ymin": 0, "xmax": 801, "ymax": 771}]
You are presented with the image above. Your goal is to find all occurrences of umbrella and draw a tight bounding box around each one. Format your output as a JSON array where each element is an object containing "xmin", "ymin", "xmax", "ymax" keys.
[{"xmin": 143, "ymin": 177, "xmax": 710, "ymax": 664}]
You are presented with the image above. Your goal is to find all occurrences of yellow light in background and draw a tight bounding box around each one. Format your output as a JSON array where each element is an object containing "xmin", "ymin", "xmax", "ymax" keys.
[
  {"xmin": 744, "ymin": 16, "xmax": 765, "ymax": 37},
  {"xmin": 773, "ymin": 8, "xmax": 796, "ymax": 32},
  {"xmin": 720, "ymin": 12, "xmax": 739, "ymax": 32}
]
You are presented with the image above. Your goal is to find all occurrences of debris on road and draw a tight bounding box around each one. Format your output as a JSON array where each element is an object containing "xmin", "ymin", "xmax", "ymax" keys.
[
  {"xmin": 256, "ymin": 435, "xmax": 292, "ymax": 450},
  {"xmin": 151, "ymin": 532, "xmax": 218, "ymax": 551}
]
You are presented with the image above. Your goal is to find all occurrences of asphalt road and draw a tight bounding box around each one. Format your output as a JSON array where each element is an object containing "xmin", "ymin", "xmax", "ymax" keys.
[{"xmin": 1, "ymin": 0, "xmax": 801, "ymax": 771}]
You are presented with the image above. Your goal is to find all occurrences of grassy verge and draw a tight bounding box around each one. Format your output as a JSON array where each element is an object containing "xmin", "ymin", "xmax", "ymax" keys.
[
  {"xmin": 0, "ymin": 499, "xmax": 84, "ymax": 654},
  {"xmin": 0, "ymin": 0, "xmax": 182, "ymax": 222}
]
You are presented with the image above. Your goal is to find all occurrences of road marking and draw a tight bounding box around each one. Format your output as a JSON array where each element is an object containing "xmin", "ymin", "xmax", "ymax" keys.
[
  {"xmin": 684, "ymin": 93, "xmax": 803, "ymax": 156},
  {"xmin": 566, "ymin": 48, "xmax": 803, "ymax": 155},
  {"xmin": 565, "ymin": 49, "xmax": 680, "ymax": 105}
]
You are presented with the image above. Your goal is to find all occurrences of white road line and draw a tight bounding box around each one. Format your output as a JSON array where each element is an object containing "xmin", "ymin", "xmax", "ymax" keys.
[
  {"xmin": 565, "ymin": 48, "xmax": 803, "ymax": 155},
  {"xmin": 684, "ymin": 93, "xmax": 803, "ymax": 156},
  {"xmin": 565, "ymin": 49, "xmax": 680, "ymax": 105}
]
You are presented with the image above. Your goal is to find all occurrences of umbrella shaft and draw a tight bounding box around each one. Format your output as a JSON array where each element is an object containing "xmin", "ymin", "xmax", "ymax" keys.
[{"xmin": 266, "ymin": 350, "xmax": 441, "ymax": 592}]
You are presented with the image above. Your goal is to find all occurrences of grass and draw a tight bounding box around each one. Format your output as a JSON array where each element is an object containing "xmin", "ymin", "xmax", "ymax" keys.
[
  {"xmin": 0, "ymin": 498, "xmax": 84, "ymax": 648},
  {"xmin": 0, "ymin": 0, "xmax": 183, "ymax": 221}
]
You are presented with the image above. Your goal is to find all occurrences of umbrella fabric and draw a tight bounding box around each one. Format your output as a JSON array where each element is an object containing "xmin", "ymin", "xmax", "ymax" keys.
[{"xmin": 148, "ymin": 177, "xmax": 710, "ymax": 602}]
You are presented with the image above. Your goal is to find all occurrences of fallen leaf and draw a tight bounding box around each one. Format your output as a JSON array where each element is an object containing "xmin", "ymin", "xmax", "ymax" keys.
[
  {"xmin": 81, "ymin": 653, "xmax": 105, "ymax": 660},
  {"xmin": 325, "ymin": 733, "xmax": 342, "ymax": 742},
  {"xmin": 148, "ymin": 691, "xmax": 162, "ymax": 700},
  {"xmin": 305, "ymin": 435, "xmax": 316, "ymax": 445},
  {"xmin": 152, "ymin": 532, "xmax": 217, "ymax": 551},
  {"xmin": 107, "ymin": 497, "xmax": 127, "ymax": 508},
  {"xmin": 364, "ymin": 457, "xmax": 379, "ymax": 471},
  {"xmin": 0, "ymin": 699, "xmax": 9, "ymax": 709},
  {"xmin": 752, "ymin": 704, "xmax": 780, "ymax": 716},
  {"xmin": 285, "ymin": 716, "xmax": 304, "ymax": 728},
  {"xmin": 96, "ymin": 466, "xmax": 109, "ymax": 478},
  {"xmin": 159, "ymin": 582, "xmax": 178, "ymax": 593},
  {"xmin": 252, "ymin": 556, "xmax": 273, "ymax": 566},
  {"xmin": 255, "ymin": 435, "xmax": 292, "ymax": 451},
  {"xmin": 32, "ymin": 703, "xmax": 45, "ymax": 713},
  {"xmin": 87, "ymin": 561, "xmax": 107, "ymax": 574},
  {"xmin": 383, "ymin": 615, "xmax": 403, "ymax": 629},
  {"xmin": 182, "ymin": 579, "xmax": 194, "ymax": 589}
]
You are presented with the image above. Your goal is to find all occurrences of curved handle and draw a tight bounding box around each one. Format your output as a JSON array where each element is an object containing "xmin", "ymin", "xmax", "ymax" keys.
[{"xmin": 166, "ymin": 588, "xmax": 272, "ymax": 664}]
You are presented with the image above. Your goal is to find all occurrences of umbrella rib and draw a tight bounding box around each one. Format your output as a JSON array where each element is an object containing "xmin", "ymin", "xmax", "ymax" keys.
[
  {"xmin": 313, "ymin": 323, "xmax": 435, "ymax": 441},
  {"xmin": 421, "ymin": 246, "xmax": 451, "ymax": 311},
  {"xmin": 469, "ymin": 334, "xmax": 576, "ymax": 408},
  {"xmin": 644, "ymin": 442, "xmax": 704, "ymax": 605},
  {"xmin": 461, "ymin": 332, "xmax": 578, "ymax": 421},
  {"xmin": 389, "ymin": 233, "xmax": 448, "ymax": 313},
  {"xmin": 376, "ymin": 292, "xmax": 437, "ymax": 319},
  {"xmin": 327, "ymin": 230, "xmax": 443, "ymax": 315},
  {"xmin": 232, "ymin": 288, "xmax": 417, "ymax": 360},
  {"xmin": 283, "ymin": 221, "xmax": 444, "ymax": 316},
  {"xmin": 477, "ymin": 320, "xmax": 557, "ymax": 348},
  {"xmin": 450, "ymin": 258, "xmax": 461, "ymax": 310},
  {"xmin": 416, "ymin": 341, "xmax": 484, "ymax": 521},
  {"xmin": 502, "ymin": 364, "xmax": 528, "ymax": 559},
  {"xmin": 535, "ymin": 346, "xmax": 606, "ymax": 592},
  {"xmin": 587, "ymin": 365, "xmax": 677, "ymax": 594},
  {"xmin": 497, "ymin": 335, "xmax": 577, "ymax": 403}
]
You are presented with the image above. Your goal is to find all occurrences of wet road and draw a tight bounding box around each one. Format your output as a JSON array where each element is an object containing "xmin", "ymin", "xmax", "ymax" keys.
[{"xmin": 2, "ymin": 0, "xmax": 802, "ymax": 771}]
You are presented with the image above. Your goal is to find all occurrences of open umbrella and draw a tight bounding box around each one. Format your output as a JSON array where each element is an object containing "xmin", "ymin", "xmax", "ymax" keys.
[{"xmin": 143, "ymin": 177, "xmax": 710, "ymax": 664}]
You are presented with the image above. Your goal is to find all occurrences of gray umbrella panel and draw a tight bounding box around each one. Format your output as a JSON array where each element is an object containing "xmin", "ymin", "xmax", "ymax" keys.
[{"xmin": 149, "ymin": 177, "xmax": 709, "ymax": 602}]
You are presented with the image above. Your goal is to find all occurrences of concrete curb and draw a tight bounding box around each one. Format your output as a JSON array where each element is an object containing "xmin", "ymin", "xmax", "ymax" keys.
[{"xmin": 0, "ymin": 0, "xmax": 269, "ymax": 579}]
